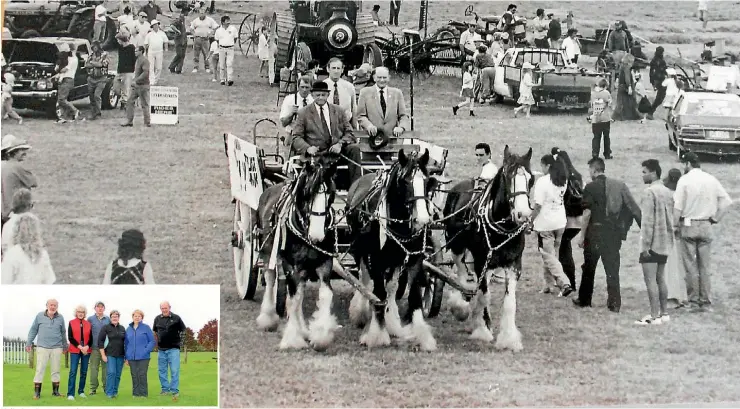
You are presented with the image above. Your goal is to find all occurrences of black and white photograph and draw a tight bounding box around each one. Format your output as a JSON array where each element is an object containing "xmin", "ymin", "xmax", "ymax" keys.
[{"xmin": 1, "ymin": 0, "xmax": 739, "ymax": 407}]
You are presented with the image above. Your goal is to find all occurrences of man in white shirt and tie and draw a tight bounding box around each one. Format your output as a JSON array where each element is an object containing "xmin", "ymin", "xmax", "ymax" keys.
[
  {"xmin": 291, "ymin": 81, "xmax": 362, "ymax": 184},
  {"xmin": 214, "ymin": 15, "xmax": 239, "ymax": 86},
  {"xmin": 144, "ymin": 20, "xmax": 169, "ymax": 85},
  {"xmin": 323, "ymin": 57, "xmax": 357, "ymax": 128},
  {"xmin": 279, "ymin": 75, "xmax": 314, "ymax": 137}
]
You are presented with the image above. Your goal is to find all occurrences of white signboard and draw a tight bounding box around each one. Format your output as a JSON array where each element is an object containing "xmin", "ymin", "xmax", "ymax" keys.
[
  {"xmin": 706, "ymin": 65, "xmax": 740, "ymax": 92},
  {"xmin": 226, "ymin": 133, "xmax": 263, "ymax": 210},
  {"xmin": 149, "ymin": 86, "xmax": 179, "ymax": 125}
]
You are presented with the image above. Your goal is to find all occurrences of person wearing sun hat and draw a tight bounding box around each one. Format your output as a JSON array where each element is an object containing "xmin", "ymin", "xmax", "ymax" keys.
[
  {"xmin": 144, "ymin": 19, "xmax": 169, "ymax": 85},
  {"xmin": 1, "ymin": 135, "xmax": 37, "ymax": 229}
]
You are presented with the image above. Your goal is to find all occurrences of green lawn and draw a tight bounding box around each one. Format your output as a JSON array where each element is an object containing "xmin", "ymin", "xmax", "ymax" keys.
[{"xmin": 3, "ymin": 352, "xmax": 218, "ymax": 407}]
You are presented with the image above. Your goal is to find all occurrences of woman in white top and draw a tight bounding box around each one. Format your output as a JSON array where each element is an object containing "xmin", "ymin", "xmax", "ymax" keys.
[
  {"xmin": 1, "ymin": 213, "xmax": 55, "ymax": 284},
  {"xmin": 103, "ymin": 229, "xmax": 155, "ymax": 284},
  {"xmin": 662, "ymin": 68, "xmax": 680, "ymax": 109},
  {"xmin": 530, "ymin": 154, "xmax": 574, "ymax": 297},
  {"xmin": 257, "ymin": 26, "xmax": 269, "ymax": 78},
  {"xmin": 1, "ymin": 187, "xmax": 34, "ymax": 256}
]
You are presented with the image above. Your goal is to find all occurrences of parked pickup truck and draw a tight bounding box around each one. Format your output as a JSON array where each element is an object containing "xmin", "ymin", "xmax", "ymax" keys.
[
  {"xmin": 2, "ymin": 37, "xmax": 119, "ymax": 117},
  {"xmin": 492, "ymin": 47, "xmax": 601, "ymax": 109}
]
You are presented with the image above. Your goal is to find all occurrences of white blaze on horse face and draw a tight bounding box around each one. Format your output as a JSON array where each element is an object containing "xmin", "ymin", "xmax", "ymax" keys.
[
  {"xmin": 512, "ymin": 168, "xmax": 532, "ymax": 220},
  {"xmin": 308, "ymin": 184, "xmax": 327, "ymax": 243},
  {"xmin": 412, "ymin": 170, "xmax": 430, "ymax": 227}
]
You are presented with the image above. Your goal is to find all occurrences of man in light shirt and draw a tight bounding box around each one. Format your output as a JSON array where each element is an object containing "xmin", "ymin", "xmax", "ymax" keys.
[
  {"xmin": 355, "ymin": 66, "xmax": 410, "ymax": 141},
  {"xmin": 54, "ymin": 44, "xmax": 83, "ymax": 123},
  {"xmin": 144, "ymin": 20, "xmax": 169, "ymax": 85},
  {"xmin": 190, "ymin": 7, "xmax": 219, "ymax": 73},
  {"xmin": 323, "ymin": 57, "xmax": 357, "ymax": 127},
  {"xmin": 117, "ymin": 6, "xmax": 135, "ymax": 37},
  {"xmin": 279, "ymin": 75, "xmax": 314, "ymax": 137},
  {"xmin": 93, "ymin": 2, "xmax": 108, "ymax": 42},
  {"xmin": 561, "ymin": 28, "xmax": 581, "ymax": 64},
  {"xmin": 459, "ymin": 23, "xmax": 482, "ymax": 62},
  {"xmin": 132, "ymin": 12, "xmax": 151, "ymax": 47},
  {"xmin": 532, "ymin": 8, "xmax": 550, "ymax": 48},
  {"xmin": 672, "ymin": 152, "xmax": 732, "ymax": 312},
  {"xmin": 475, "ymin": 142, "xmax": 498, "ymax": 182},
  {"xmin": 214, "ymin": 15, "xmax": 239, "ymax": 86}
]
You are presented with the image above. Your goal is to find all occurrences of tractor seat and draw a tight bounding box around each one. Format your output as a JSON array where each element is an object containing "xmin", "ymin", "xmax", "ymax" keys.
[
  {"xmin": 263, "ymin": 160, "xmax": 285, "ymax": 176},
  {"xmin": 480, "ymin": 15, "xmax": 500, "ymax": 23}
]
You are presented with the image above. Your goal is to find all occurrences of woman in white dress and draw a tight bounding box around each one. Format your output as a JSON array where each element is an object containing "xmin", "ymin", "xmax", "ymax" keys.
[
  {"xmin": 1, "ymin": 213, "xmax": 55, "ymax": 284},
  {"xmin": 257, "ymin": 26, "xmax": 269, "ymax": 78},
  {"xmin": 663, "ymin": 168, "xmax": 688, "ymax": 307}
]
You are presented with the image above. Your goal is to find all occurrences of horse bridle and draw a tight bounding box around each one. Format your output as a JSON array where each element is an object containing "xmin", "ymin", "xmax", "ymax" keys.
[
  {"xmin": 298, "ymin": 165, "xmax": 334, "ymax": 218},
  {"xmin": 501, "ymin": 162, "xmax": 533, "ymax": 216}
]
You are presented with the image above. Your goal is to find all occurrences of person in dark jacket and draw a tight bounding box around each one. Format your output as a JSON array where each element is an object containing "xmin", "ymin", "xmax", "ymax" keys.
[
  {"xmin": 648, "ymin": 46, "xmax": 667, "ymax": 120},
  {"xmin": 67, "ymin": 306, "xmax": 93, "ymax": 400},
  {"xmin": 573, "ymin": 157, "xmax": 641, "ymax": 312},
  {"xmin": 98, "ymin": 310, "xmax": 126, "ymax": 399},
  {"xmin": 153, "ymin": 301, "xmax": 186, "ymax": 399},
  {"xmin": 125, "ymin": 310, "xmax": 156, "ymax": 398},
  {"xmin": 547, "ymin": 13, "xmax": 562, "ymax": 49},
  {"xmin": 552, "ymin": 148, "xmax": 583, "ymax": 290},
  {"xmin": 168, "ymin": 7, "xmax": 189, "ymax": 74}
]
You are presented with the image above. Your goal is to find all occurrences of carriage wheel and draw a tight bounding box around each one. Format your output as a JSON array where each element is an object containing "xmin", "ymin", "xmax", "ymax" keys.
[
  {"xmin": 239, "ymin": 13, "xmax": 260, "ymax": 56},
  {"xmin": 422, "ymin": 275, "xmax": 445, "ymax": 319},
  {"xmin": 169, "ymin": 0, "xmax": 175, "ymax": 12},
  {"xmin": 275, "ymin": 266, "xmax": 288, "ymax": 318},
  {"xmin": 363, "ymin": 43, "xmax": 383, "ymax": 68},
  {"xmin": 233, "ymin": 201, "xmax": 260, "ymax": 300}
]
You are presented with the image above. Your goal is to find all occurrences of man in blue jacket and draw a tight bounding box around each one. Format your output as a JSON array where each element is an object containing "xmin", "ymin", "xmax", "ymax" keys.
[{"xmin": 27, "ymin": 299, "xmax": 68, "ymax": 399}]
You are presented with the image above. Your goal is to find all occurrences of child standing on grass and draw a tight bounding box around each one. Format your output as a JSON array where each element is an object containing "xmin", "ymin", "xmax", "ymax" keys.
[
  {"xmin": 257, "ymin": 26, "xmax": 269, "ymax": 78},
  {"xmin": 634, "ymin": 69, "xmax": 650, "ymax": 123},
  {"xmin": 102, "ymin": 229, "xmax": 155, "ymax": 284},
  {"xmin": 208, "ymin": 39, "xmax": 220, "ymax": 82},
  {"xmin": 452, "ymin": 61, "xmax": 475, "ymax": 116},
  {"xmin": 2, "ymin": 72, "xmax": 22, "ymax": 124},
  {"xmin": 514, "ymin": 62, "xmax": 541, "ymax": 118}
]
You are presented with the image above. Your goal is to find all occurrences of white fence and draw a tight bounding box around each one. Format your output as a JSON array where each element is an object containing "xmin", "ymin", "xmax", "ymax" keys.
[{"xmin": 4, "ymin": 341, "xmax": 29, "ymax": 365}]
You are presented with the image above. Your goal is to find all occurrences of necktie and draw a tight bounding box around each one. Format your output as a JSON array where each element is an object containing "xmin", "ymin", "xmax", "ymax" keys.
[
  {"xmin": 379, "ymin": 88, "xmax": 387, "ymax": 117},
  {"xmin": 333, "ymin": 82, "xmax": 340, "ymax": 105},
  {"xmin": 302, "ymin": 97, "xmax": 307, "ymax": 107},
  {"xmin": 319, "ymin": 105, "xmax": 331, "ymax": 138}
]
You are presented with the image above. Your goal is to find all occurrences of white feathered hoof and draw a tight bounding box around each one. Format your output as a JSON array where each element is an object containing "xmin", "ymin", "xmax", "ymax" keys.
[
  {"xmin": 256, "ymin": 311, "xmax": 280, "ymax": 332},
  {"xmin": 279, "ymin": 322, "xmax": 309, "ymax": 350},
  {"xmin": 309, "ymin": 315, "xmax": 339, "ymax": 352},
  {"xmin": 410, "ymin": 310, "xmax": 437, "ymax": 352},
  {"xmin": 495, "ymin": 328, "xmax": 523, "ymax": 352},
  {"xmin": 349, "ymin": 291, "xmax": 372, "ymax": 328},
  {"xmin": 448, "ymin": 291, "xmax": 471, "ymax": 322},
  {"xmin": 469, "ymin": 325, "xmax": 494, "ymax": 342},
  {"xmin": 359, "ymin": 315, "xmax": 391, "ymax": 348}
]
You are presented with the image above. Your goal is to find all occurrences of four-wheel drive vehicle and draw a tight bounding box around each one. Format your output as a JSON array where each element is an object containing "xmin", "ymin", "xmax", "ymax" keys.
[
  {"xmin": 492, "ymin": 47, "xmax": 600, "ymax": 109},
  {"xmin": 666, "ymin": 90, "xmax": 740, "ymax": 157},
  {"xmin": 3, "ymin": 0, "xmax": 118, "ymax": 50},
  {"xmin": 2, "ymin": 37, "xmax": 120, "ymax": 117}
]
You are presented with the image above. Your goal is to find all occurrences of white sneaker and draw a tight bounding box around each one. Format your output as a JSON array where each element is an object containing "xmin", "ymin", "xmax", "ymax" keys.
[
  {"xmin": 212, "ymin": 78, "xmax": 217, "ymax": 82},
  {"xmin": 658, "ymin": 314, "xmax": 670, "ymax": 323},
  {"xmin": 78, "ymin": 393, "xmax": 87, "ymax": 398},
  {"xmin": 206, "ymin": 69, "xmax": 211, "ymax": 73},
  {"xmin": 67, "ymin": 396, "xmax": 75, "ymax": 400},
  {"xmin": 634, "ymin": 315, "xmax": 661, "ymax": 325},
  {"xmin": 192, "ymin": 68, "xmax": 198, "ymax": 73}
]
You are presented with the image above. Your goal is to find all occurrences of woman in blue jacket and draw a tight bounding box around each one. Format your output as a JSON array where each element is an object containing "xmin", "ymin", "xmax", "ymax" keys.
[{"xmin": 124, "ymin": 309, "xmax": 155, "ymax": 398}]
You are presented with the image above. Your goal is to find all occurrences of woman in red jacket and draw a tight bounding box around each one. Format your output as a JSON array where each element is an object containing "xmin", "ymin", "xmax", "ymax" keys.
[{"xmin": 67, "ymin": 305, "xmax": 93, "ymax": 400}]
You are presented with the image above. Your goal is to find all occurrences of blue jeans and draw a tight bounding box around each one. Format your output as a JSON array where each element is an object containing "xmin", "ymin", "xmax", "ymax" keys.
[
  {"xmin": 105, "ymin": 356, "xmax": 124, "ymax": 397},
  {"xmin": 67, "ymin": 352, "xmax": 90, "ymax": 397},
  {"xmin": 158, "ymin": 349, "xmax": 181, "ymax": 394}
]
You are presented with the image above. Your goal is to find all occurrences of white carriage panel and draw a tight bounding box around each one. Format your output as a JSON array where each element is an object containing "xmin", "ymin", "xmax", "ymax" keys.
[
  {"xmin": 402, "ymin": 138, "xmax": 449, "ymax": 169},
  {"xmin": 227, "ymin": 133, "xmax": 264, "ymax": 210}
]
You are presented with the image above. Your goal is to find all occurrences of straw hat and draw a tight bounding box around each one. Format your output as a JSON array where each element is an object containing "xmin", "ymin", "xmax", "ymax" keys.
[{"xmin": 1, "ymin": 134, "xmax": 32, "ymax": 153}]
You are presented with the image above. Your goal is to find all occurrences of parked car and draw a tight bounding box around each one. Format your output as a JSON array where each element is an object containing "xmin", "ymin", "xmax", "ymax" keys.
[
  {"xmin": 492, "ymin": 47, "xmax": 600, "ymax": 109},
  {"xmin": 666, "ymin": 90, "xmax": 740, "ymax": 157},
  {"xmin": 2, "ymin": 37, "xmax": 119, "ymax": 118}
]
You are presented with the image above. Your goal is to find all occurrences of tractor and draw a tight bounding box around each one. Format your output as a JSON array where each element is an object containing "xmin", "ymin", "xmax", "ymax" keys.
[
  {"xmin": 3, "ymin": 1, "xmax": 118, "ymax": 51},
  {"xmin": 270, "ymin": 0, "xmax": 382, "ymax": 86}
]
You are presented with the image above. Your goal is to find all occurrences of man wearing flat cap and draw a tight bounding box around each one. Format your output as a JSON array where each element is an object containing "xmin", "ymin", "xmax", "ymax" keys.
[
  {"xmin": 291, "ymin": 81, "xmax": 362, "ymax": 183},
  {"xmin": 1, "ymin": 135, "xmax": 37, "ymax": 230},
  {"xmin": 672, "ymin": 151, "xmax": 732, "ymax": 312}
]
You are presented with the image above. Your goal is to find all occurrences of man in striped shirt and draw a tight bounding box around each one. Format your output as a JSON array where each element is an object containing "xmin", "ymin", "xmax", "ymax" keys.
[{"xmin": 673, "ymin": 152, "xmax": 732, "ymax": 312}]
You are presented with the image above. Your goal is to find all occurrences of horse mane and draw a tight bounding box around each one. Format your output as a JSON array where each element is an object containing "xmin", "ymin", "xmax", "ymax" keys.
[{"xmin": 293, "ymin": 163, "xmax": 336, "ymax": 211}]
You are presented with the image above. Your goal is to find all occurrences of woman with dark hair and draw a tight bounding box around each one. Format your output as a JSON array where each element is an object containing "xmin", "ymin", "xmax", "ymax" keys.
[
  {"xmin": 662, "ymin": 168, "xmax": 688, "ymax": 308},
  {"xmin": 102, "ymin": 229, "xmax": 155, "ymax": 284},
  {"xmin": 552, "ymin": 147, "xmax": 582, "ymax": 290},
  {"xmin": 648, "ymin": 46, "xmax": 667, "ymax": 119},
  {"xmin": 529, "ymin": 154, "xmax": 574, "ymax": 297}
]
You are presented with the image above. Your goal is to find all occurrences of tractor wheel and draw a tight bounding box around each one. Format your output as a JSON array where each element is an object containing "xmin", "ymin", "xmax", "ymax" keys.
[
  {"xmin": 433, "ymin": 25, "xmax": 461, "ymax": 44},
  {"xmin": 363, "ymin": 43, "xmax": 383, "ymax": 68},
  {"xmin": 271, "ymin": 11, "xmax": 296, "ymax": 81},
  {"xmin": 20, "ymin": 29, "xmax": 41, "ymax": 38}
]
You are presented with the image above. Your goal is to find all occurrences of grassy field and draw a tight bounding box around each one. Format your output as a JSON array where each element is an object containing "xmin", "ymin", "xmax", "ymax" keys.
[
  {"xmin": 2, "ymin": 352, "xmax": 218, "ymax": 406},
  {"xmin": 2, "ymin": 1, "xmax": 739, "ymax": 407}
]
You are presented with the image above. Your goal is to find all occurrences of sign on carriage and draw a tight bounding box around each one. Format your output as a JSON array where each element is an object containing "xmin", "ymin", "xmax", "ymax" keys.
[
  {"xmin": 226, "ymin": 133, "xmax": 263, "ymax": 210},
  {"xmin": 149, "ymin": 86, "xmax": 179, "ymax": 125}
]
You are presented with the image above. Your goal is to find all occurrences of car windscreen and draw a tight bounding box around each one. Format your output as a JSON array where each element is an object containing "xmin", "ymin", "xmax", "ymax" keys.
[
  {"xmin": 514, "ymin": 52, "xmax": 565, "ymax": 67},
  {"xmin": 683, "ymin": 98, "xmax": 740, "ymax": 117},
  {"xmin": 2, "ymin": 41, "xmax": 58, "ymax": 64}
]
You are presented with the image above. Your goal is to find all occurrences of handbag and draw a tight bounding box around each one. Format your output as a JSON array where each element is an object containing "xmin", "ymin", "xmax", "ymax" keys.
[{"xmin": 638, "ymin": 95, "xmax": 652, "ymax": 113}]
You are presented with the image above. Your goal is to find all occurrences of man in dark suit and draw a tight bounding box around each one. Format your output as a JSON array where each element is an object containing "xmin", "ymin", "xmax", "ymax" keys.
[
  {"xmin": 291, "ymin": 81, "xmax": 362, "ymax": 183},
  {"xmin": 573, "ymin": 157, "xmax": 641, "ymax": 312}
]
